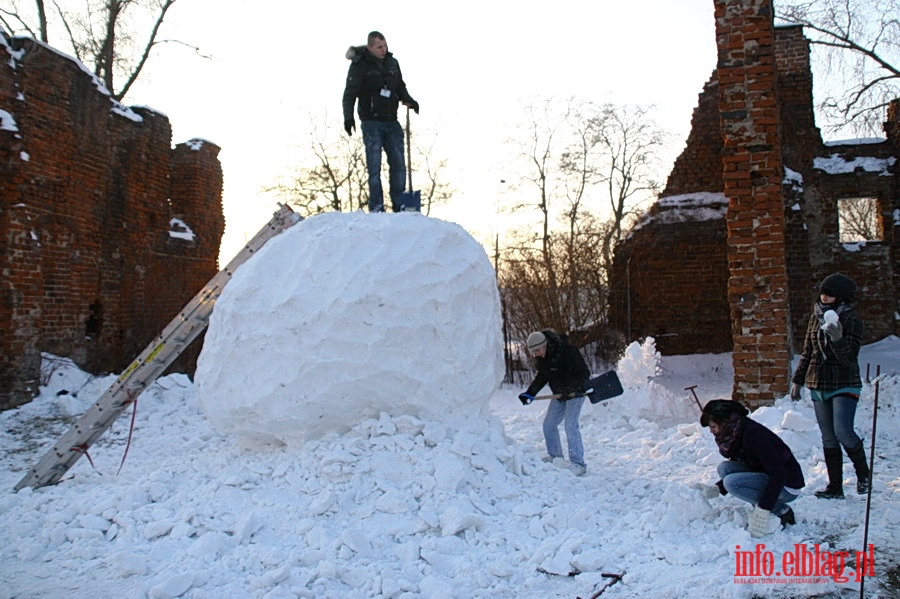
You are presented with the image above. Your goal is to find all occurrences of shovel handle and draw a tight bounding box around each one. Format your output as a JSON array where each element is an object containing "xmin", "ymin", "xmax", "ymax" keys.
[
  {"xmin": 405, "ymin": 107, "xmax": 413, "ymax": 190},
  {"xmin": 533, "ymin": 389, "xmax": 592, "ymax": 401}
]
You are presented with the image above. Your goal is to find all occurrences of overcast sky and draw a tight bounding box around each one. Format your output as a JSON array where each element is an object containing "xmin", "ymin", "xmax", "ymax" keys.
[{"xmin": 113, "ymin": 0, "xmax": 719, "ymax": 260}]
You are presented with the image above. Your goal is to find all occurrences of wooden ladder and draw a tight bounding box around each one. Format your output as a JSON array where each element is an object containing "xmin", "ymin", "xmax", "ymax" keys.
[{"xmin": 14, "ymin": 204, "xmax": 301, "ymax": 490}]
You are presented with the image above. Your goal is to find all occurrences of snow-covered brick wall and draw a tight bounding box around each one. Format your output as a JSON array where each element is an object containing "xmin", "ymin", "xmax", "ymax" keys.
[
  {"xmin": 195, "ymin": 212, "xmax": 505, "ymax": 447},
  {"xmin": 0, "ymin": 32, "xmax": 223, "ymax": 410}
]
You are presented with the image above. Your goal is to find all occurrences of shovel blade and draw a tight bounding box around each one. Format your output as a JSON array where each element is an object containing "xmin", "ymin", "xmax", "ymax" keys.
[
  {"xmin": 394, "ymin": 190, "xmax": 421, "ymax": 212},
  {"xmin": 587, "ymin": 370, "xmax": 623, "ymax": 404}
]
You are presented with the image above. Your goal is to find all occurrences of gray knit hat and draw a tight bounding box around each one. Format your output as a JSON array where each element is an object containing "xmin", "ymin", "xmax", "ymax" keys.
[{"xmin": 526, "ymin": 331, "xmax": 547, "ymax": 352}]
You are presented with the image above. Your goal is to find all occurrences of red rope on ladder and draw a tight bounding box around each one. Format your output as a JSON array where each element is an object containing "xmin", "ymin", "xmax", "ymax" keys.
[
  {"xmin": 69, "ymin": 444, "xmax": 99, "ymax": 473},
  {"xmin": 116, "ymin": 391, "xmax": 138, "ymax": 476}
]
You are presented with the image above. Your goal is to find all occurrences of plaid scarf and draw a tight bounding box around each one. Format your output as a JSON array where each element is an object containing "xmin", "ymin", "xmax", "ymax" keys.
[
  {"xmin": 714, "ymin": 412, "xmax": 745, "ymax": 458},
  {"xmin": 814, "ymin": 300, "xmax": 849, "ymax": 325}
]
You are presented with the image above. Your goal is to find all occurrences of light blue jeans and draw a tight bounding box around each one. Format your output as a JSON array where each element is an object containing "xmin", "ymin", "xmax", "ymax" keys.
[
  {"xmin": 543, "ymin": 396, "xmax": 585, "ymax": 467},
  {"xmin": 361, "ymin": 120, "xmax": 406, "ymax": 212},
  {"xmin": 717, "ymin": 461, "xmax": 798, "ymax": 514},
  {"xmin": 812, "ymin": 394, "xmax": 862, "ymax": 450}
]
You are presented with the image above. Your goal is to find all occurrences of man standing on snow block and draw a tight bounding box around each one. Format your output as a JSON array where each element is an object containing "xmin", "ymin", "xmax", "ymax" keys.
[
  {"xmin": 700, "ymin": 399, "xmax": 805, "ymax": 537},
  {"xmin": 518, "ymin": 330, "xmax": 590, "ymax": 476},
  {"xmin": 342, "ymin": 31, "xmax": 419, "ymax": 213}
]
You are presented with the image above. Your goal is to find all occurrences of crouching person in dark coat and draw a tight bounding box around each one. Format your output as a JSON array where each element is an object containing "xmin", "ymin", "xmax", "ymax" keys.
[{"xmin": 701, "ymin": 399, "xmax": 805, "ymax": 537}]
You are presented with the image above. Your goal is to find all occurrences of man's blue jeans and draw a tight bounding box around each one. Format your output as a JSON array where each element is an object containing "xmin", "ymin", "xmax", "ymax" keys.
[
  {"xmin": 361, "ymin": 120, "xmax": 406, "ymax": 212},
  {"xmin": 717, "ymin": 461, "xmax": 799, "ymax": 515},
  {"xmin": 543, "ymin": 396, "xmax": 585, "ymax": 467},
  {"xmin": 812, "ymin": 394, "xmax": 862, "ymax": 450}
]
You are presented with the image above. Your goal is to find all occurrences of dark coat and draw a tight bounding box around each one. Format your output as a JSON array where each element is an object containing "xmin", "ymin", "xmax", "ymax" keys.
[
  {"xmin": 791, "ymin": 302, "xmax": 863, "ymax": 393},
  {"xmin": 724, "ymin": 417, "xmax": 806, "ymax": 511},
  {"xmin": 524, "ymin": 330, "xmax": 590, "ymax": 398},
  {"xmin": 342, "ymin": 45, "xmax": 416, "ymax": 123}
]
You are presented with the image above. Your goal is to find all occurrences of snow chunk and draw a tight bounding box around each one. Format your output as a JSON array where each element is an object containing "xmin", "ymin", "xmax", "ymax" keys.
[
  {"xmin": 195, "ymin": 212, "xmax": 504, "ymax": 447},
  {"xmin": 631, "ymin": 192, "xmax": 727, "ymax": 233},
  {"xmin": 813, "ymin": 153, "xmax": 895, "ymax": 177},
  {"xmin": 185, "ymin": 138, "xmax": 210, "ymax": 151},
  {"xmin": 168, "ymin": 217, "xmax": 195, "ymax": 241},
  {"xmin": 0, "ymin": 109, "xmax": 17, "ymax": 131},
  {"xmin": 824, "ymin": 137, "xmax": 885, "ymax": 146},
  {"xmin": 148, "ymin": 573, "xmax": 194, "ymax": 599}
]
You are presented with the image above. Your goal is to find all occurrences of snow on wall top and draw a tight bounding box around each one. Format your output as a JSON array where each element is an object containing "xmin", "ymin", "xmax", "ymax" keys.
[{"xmin": 813, "ymin": 153, "xmax": 896, "ymax": 177}]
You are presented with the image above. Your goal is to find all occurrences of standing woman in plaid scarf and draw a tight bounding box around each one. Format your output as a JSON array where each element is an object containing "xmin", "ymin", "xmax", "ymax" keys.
[{"xmin": 791, "ymin": 273, "xmax": 869, "ymax": 499}]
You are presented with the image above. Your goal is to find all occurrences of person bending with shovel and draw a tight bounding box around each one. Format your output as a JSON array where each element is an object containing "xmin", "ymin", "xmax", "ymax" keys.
[{"xmin": 519, "ymin": 330, "xmax": 591, "ymax": 476}]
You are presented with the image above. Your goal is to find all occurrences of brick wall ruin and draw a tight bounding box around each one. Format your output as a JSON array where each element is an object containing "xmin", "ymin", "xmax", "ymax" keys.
[
  {"xmin": 608, "ymin": 8, "xmax": 898, "ymax": 405},
  {"xmin": 0, "ymin": 34, "xmax": 224, "ymax": 410}
]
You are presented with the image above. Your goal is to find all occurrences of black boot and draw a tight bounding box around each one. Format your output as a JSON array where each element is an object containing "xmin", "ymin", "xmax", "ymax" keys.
[
  {"xmin": 815, "ymin": 447, "xmax": 844, "ymax": 499},
  {"xmin": 846, "ymin": 441, "xmax": 871, "ymax": 494}
]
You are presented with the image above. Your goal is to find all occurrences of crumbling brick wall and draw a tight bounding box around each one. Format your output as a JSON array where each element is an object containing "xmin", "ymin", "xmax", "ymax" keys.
[
  {"xmin": 0, "ymin": 34, "xmax": 224, "ymax": 410},
  {"xmin": 715, "ymin": 0, "xmax": 793, "ymax": 406},
  {"xmin": 608, "ymin": 12, "xmax": 898, "ymax": 405}
]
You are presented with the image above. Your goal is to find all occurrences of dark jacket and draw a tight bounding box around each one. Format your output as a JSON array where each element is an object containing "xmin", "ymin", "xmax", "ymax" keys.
[
  {"xmin": 724, "ymin": 417, "xmax": 806, "ymax": 511},
  {"xmin": 792, "ymin": 302, "xmax": 863, "ymax": 393},
  {"xmin": 524, "ymin": 330, "xmax": 590, "ymax": 398},
  {"xmin": 342, "ymin": 45, "xmax": 416, "ymax": 123}
]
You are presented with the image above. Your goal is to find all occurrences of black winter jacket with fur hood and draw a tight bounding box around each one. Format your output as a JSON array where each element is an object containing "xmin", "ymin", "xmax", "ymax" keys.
[{"xmin": 342, "ymin": 45, "xmax": 416, "ymax": 124}]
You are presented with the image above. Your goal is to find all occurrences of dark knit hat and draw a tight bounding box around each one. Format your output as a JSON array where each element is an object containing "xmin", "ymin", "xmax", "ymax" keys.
[
  {"xmin": 819, "ymin": 273, "xmax": 857, "ymax": 302},
  {"xmin": 700, "ymin": 399, "xmax": 749, "ymax": 427}
]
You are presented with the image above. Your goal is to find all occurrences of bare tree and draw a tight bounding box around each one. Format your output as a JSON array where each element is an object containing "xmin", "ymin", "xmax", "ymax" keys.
[
  {"xmin": 507, "ymin": 98, "xmax": 573, "ymax": 329},
  {"xmin": 777, "ymin": 0, "xmax": 900, "ymax": 136},
  {"xmin": 1, "ymin": 0, "xmax": 203, "ymax": 101},
  {"xmin": 838, "ymin": 196, "xmax": 882, "ymax": 241},
  {"xmin": 267, "ymin": 113, "xmax": 453, "ymax": 218},
  {"xmin": 410, "ymin": 135, "xmax": 452, "ymax": 215},
  {"xmin": 591, "ymin": 104, "xmax": 664, "ymax": 276},
  {"xmin": 500, "ymin": 99, "xmax": 665, "ymax": 352},
  {"xmin": 264, "ymin": 116, "xmax": 367, "ymax": 216}
]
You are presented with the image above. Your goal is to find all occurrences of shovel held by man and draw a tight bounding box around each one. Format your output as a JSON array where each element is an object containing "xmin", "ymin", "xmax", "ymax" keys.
[{"xmin": 396, "ymin": 106, "xmax": 421, "ymax": 212}]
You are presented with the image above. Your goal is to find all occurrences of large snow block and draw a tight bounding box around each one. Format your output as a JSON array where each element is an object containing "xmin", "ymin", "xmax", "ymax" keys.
[{"xmin": 194, "ymin": 212, "xmax": 505, "ymax": 447}]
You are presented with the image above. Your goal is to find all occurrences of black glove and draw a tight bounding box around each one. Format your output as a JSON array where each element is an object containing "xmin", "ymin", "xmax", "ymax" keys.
[
  {"xmin": 790, "ymin": 383, "xmax": 801, "ymax": 401},
  {"xmin": 344, "ymin": 119, "xmax": 355, "ymax": 136},
  {"xmin": 407, "ymin": 100, "xmax": 419, "ymax": 114},
  {"xmin": 518, "ymin": 393, "xmax": 534, "ymax": 406},
  {"xmin": 716, "ymin": 480, "xmax": 727, "ymax": 496}
]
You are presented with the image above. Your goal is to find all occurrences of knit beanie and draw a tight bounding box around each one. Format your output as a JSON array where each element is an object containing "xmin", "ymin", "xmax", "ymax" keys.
[
  {"xmin": 819, "ymin": 273, "xmax": 857, "ymax": 302},
  {"xmin": 526, "ymin": 331, "xmax": 547, "ymax": 352},
  {"xmin": 700, "ymin": 399, "xmax": 749, "ymax": 427}
]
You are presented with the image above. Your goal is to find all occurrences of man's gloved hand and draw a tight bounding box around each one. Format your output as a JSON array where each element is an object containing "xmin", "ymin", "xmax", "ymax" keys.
[
  {"xmin": 344, "ymin": 119, "xmax": 355, "ymax": 136},
  {"xmin": 748, "ymin": 506, "xmax": 774, "ymax": 538},
  {"xmin": 406, "ymin": 100, "xmax": 419, "ymax": 114},
  {"xmin": 518, "ymin": 393, "xmax": 534, "ymax": 406},
  {"xmin": 790, "ymin": 383, "xmax": 802, "ymax": 401},
  {"xmin": 822, "ymin": 319, "xmax": 843, "ymax": 342}
]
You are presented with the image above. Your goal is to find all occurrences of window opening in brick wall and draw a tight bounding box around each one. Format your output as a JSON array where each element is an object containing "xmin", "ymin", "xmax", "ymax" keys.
[
  {"xmin": 837, "ymin": 197, "xmax": 882, "ymax": 243},
  {"xmin": 85, "ymin": 300, "xmax": 104, "ymax": 339}
]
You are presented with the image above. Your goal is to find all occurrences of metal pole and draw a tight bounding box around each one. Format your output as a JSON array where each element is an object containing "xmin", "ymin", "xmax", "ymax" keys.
[
  {"xmin": 685, "ymin": 385, "xmax": 703, "ymax": 411},
  {"xmin": 859, "ymin": 364, "xmax": 880, "ymax": 599}
]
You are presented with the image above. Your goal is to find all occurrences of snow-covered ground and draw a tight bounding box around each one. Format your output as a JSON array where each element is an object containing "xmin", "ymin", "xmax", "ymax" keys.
[
  {"xmin": 0, "ymin": 213, "xmax": 897, "ymax": 598},
  {"xmin": 1, "ymin": 337, "xmax": 897, "ymax": 599}
]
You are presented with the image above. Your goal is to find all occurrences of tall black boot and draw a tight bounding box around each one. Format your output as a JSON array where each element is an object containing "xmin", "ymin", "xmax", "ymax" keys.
[
  {"xmin": 815, "ymin": 447, "xmax": 844, "ymax": 499},
  {"xmin": 846, "ymin": 441, "xmax": 871, "ymax": 494}
]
